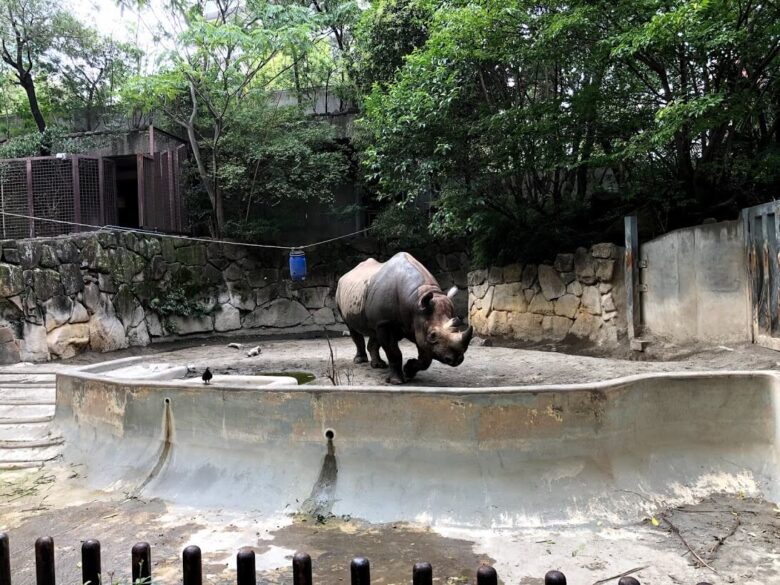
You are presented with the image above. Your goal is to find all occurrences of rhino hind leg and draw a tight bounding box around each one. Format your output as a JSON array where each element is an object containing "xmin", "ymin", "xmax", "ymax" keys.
[
  {"xmin": 367, "ymin": 337, "xmax": 387, "ymax": 369},
  {"xmin": 349, "ymin": 329, "xmax": 368, "ymax": 364}
]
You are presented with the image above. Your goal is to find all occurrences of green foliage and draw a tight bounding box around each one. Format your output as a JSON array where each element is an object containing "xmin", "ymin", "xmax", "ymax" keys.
[
  {"xmin": 0, "ymin": 126, "xmax": 111, "ymax": 158},
  {"xmin": 357, "ymin": 0, "xmax": 780, "ymax": 261},
  {"xmin": 148, "ymin": 286, "xmax": 207, "ymax": 318},
  {"xmin": 371, "ymin": 203, "xmax": 433, "ymax": 249}
]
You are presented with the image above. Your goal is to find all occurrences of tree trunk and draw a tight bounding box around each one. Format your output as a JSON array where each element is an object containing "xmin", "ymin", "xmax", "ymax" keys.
[{"xmin": 20, "ymin": 73, "xmax": 46, "ymax": 134}]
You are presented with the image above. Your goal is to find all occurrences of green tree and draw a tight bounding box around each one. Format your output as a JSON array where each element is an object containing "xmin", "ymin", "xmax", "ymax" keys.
[
  {"xmin": 358, "ymin": 0, "xmax": 780, "ymax": 263},
  {"xmin": 126, "ymin": 0, "xmax": 318, "ymax": 236},
  {"xmin": 0, "ymin": 0, "xmax": 61, "ymax": 137},
  {"xmin": 48, "ymin": 17, "xmax": 141, "ymax": 130}
]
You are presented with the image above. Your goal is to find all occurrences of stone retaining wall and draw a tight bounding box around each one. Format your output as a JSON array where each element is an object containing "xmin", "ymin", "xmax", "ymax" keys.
[
  {"xmin": 468, "ymin": 243, "xmax": 627, "ymax": 346},
  {"xmin": 0, "ymin": 233, "xmax": 469, "ymax": 363}
]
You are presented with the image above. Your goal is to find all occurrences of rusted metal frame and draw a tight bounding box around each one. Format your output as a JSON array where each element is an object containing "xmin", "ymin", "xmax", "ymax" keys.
[
  {"xmin": 98, "ymin": 156, "xmax": 105, "ymax": 226},
  {"xmin": 172, "ymin": 146, "xmax": 181, "ymax": 231},
  {"xmin": 137, "ymin": 154, "xmax": 147, "ymax": 228},
  {"xmin": 167, "ymin": 151, "xmax": 175, "ymax": 231},
  {"xmin": 72, "ymin": 156, "xmax": 82, "ymax": 229},
  {"xmin": 624, "ymin": 215, "xmax": 641, "ymax": 347},
  {"xmin": 25, "ymin": 159, "xmax": 34, "ymax": 238}
]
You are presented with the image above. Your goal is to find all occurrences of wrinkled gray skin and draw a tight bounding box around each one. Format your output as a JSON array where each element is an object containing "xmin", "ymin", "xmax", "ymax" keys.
[{"xmin": 336, "ymin": 252, "xmax": 473, "ymax": 384}]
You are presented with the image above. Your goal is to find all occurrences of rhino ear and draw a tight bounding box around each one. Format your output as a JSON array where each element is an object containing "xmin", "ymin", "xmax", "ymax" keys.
[
  {"xmin": 447, "ymin": 286, "xmax": 458, "ymax": 299},
  {"xmin": 419, "ymin": 291, "xmax": 435, "ymax": 313}
]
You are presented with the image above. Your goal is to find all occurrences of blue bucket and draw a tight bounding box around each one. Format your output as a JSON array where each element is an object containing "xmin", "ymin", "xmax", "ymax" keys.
[{"xmin": 289, "ymin": 250, "xmax": 307, "ymax": 281}]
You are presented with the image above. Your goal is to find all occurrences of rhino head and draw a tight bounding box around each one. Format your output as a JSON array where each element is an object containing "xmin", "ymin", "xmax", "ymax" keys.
[{"xmin": 416, "ymin": 287, "xmax": 474, "ymax": 366}]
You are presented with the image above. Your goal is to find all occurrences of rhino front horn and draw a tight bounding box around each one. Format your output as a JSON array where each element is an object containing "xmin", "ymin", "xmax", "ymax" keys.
[{"xmin": 462, "ymin": 325, "xmax": 474, "ymax": 346}]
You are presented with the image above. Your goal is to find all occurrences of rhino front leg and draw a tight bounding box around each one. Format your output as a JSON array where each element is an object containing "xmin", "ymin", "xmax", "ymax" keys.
[
  {"xmin": 376, "ymin": 324, "xmax": 405, "ymax": 384},
  {"xmin": 367, "ymin": 337, "xmax": 387, "ymax": 369},
  {"xmin": 348, "ymin": 328, "xmax": 368, "ymax": 364},
  {"xmin": 404, "ymin": 354, "xmax": 432, "ymax": 380}
]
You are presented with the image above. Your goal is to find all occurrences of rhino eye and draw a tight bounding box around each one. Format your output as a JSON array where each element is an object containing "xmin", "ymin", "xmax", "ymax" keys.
[{"xmin": 427, "ymin": 331, "xmax": 438, "ymax": 343}]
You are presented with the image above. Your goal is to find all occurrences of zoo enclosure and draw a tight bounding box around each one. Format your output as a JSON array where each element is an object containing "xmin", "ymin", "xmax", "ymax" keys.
[{"xmin": 0, "ymin": 147, "xmax": 186, "ymax": 239}]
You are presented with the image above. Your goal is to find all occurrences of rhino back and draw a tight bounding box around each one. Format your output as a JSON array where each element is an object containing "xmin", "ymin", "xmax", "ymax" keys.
[{"xmin": 336, "ymin": 258, "xmax": 384, "ymax": 324}]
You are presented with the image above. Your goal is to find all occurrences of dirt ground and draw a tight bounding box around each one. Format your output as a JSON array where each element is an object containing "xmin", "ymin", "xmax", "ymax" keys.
[
  {"xmin": 1, "ymin": 466, "xmax": 778, "ymax": 585},
  {"xmin": 4, "ymin": 338, "xmax": 780, "ymax": 584},
  {"xmin": 45, "ymin": 334, "xmax": 780, "ymax": 387}
]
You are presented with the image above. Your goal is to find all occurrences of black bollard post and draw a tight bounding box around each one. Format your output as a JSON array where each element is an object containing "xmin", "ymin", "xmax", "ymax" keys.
[
  {"xmin": 131, "ymin": 543, "xmax": 151, "ymax": 585},
  {"xmin": 476, "ymin": 565, "xmax": 497, "ymax": 585},
  {"xmin": 35, "ymin": 537, "xmax": 55, "ymax": 585},
  {"xmin": 236, "ymin": 548, "xmax": 256, "ymax": 585},
  {"xmin": 293, "ymin": 552, "xmax": 312, "ymax": 585},
  {"xmin": 81, "ymin": 540, "xmax": 101, "ymax": 585},
  {"xmin": 618, "ymin": 578, "xmax": 640, "ymax": 585},
  {"xmin": 350, "ymin": 557, "xmax": 370, "ymax": 585},
  {"xmin": 412, "ymin": 563, "xmax": 432, "ymax": 585},
  {"xmin": 182, "ymin": 546, "xmax": 202, "ymax": 585},
  {"xmin": 544, "ymin": 570, "xmax": 567, "ymax": 585},
  {"xmin": 0, "ymin": 533, "xmax": 10, "ymax": 585}
]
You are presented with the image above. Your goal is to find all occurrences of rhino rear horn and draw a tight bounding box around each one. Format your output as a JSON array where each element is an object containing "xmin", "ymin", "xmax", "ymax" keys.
[{"xmin": 447, "ymin": 286, "xmax": 458, "ymax": 298}]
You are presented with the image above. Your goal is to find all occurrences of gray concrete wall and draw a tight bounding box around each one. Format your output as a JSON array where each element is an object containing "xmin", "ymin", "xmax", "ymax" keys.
[
  {"xmin": 641, "ymin": 220, "xmax": 750, "ymax": 344},
  {"xmin": 54, "ymin": 369, "xmax": 780, "ymax": 528}
]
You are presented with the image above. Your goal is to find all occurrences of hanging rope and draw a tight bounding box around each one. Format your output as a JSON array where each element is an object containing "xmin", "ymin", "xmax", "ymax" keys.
[{"xmin": 0, "ymin": 210, "xmax": 374, "ymax": 251}]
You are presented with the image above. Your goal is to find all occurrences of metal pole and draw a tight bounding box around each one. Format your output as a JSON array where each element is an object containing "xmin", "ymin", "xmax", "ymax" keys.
[
  {"xmin": 624, "ymin": 215, "xmax": 641, "ymax": 349},
  {"xmin": 81, "ymin": 540, "xmax": 101, "ymax": 585},
  {"xmin": 98, "ymin": 156, "xmax": 105, "ymax": 226},
  {"xmin": 350, "ymin": 558, "xmax": 370, "ymax": 585},
  {"xmin": 236, "ymin": 548, "xmax": 255, "ymax": 585},
  {"xmin": 72, "ymin": 156, "xmax": 82, "ymax": 229},
  {"xmin": 182, "ymin": 546, "xmax": 201, "ymax": 585},
  {"xmin": 26, "ymin": 159, "xmax": 33, "ymax": 238},
  {"xmin": 476, "ymin": 565, "xmax": 496, "ymax": 585},
  {"xmin": 0, "ymin": 533, "xmax": 11, "ymax": 585},
  {"xmin": 544, "ymin": 570, "xmax": 566, "ymax": 585},
  {"xmin": 412, "ymin": 563, "xmax": 432, "ymax": 585},
  {"xmin": 292, "ymin": 552, "xmax": 312, "ymax": 585},
  {"xmin": 35, "ymin": 537, "xmax": 55, "ymax": 585},
  {"xmin": 131, "ymin": 543, "xmax": 151, "ymax": 584}
]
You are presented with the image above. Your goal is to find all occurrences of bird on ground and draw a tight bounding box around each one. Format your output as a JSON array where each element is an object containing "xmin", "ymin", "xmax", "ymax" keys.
[{"xmin": 202, "ymin": 367, "xmax": 213, "ymax": 385}]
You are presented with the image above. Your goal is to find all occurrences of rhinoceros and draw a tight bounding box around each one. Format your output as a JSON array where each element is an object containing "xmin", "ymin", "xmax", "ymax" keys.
[{"xmin": 336, "ymin": 252, "xmax": 473, "ymax": 384}]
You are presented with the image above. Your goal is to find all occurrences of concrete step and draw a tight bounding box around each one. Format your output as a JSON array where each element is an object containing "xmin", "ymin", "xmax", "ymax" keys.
[
  {"xmin": 0, "ymin": 387, "xmax": 56, "ymax": 404},
  {"xmin": 0, "ymin": 404, "xmax": 55, "ymax": 420},
  {"xmin": 0, "ymin": 421, "xmax": 56, "ymax": 441},
  {"xmin": 0, "ymin": 443, "xmax": 62, "ymax": 463},
  {"xmin": 0, "ymin": 461, "xmax": 45, "ymax": 470},
  {"xmin": 0, "ymin": 437, "xmax": 63, "ymax": 449},
  {"xmin": 0, "ymin": 374, "xmax": 56, "ymax": 383},
  {"xmin": 0, "ymin": 415, "xmax": 54, "ymax": 424}
]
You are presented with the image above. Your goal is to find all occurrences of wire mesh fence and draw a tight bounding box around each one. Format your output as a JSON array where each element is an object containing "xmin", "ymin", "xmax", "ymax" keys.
[
  {"xmin": 0, "ymin": 159, "xmax": 30, "ymax": 239},
  {"xmin": 0, "ymin": 152, "xmax": 185, "ymax": 238}
]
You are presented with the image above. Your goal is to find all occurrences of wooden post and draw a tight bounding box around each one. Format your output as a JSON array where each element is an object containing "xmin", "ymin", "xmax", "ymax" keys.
[
  {"xmin": 72, "ymin": 156, "xmax": 82, "ymax": 230},
  {"xmin": 149, "ymin": 124, "xmax": 155, "ymax": 155},
  {"xmin": 98, "ymin": 156, "xmax": 105, "ymax": 226},
  {"xmin": 26, "ymin": 158, "xmax": 34, "ymax": 238},
  {"xmin": 624, "ymin": 215, "xmax": 643, "ymax": 351}
]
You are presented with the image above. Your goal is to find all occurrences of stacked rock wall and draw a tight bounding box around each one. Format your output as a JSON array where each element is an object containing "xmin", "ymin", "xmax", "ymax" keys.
[
  {"xmin": 0, "ymin": 233, "xmax": 470, "ymax": 363},
  {"xmin": 468, "ymin": 243, "xmax": 626, "ymax": 346}
]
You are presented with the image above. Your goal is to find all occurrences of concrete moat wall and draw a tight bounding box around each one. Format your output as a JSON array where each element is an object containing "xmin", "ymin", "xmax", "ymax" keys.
[
  {"xmin": 0, "ymin": 233, "xmax": 469, "ymax": 363},
  {"xmin": 54, "ymin": 369, "xmax": 780, "ymax": 527},
  {"xmin": 467, "ymin": 243, "xmax": 626, "ymax": 346}
]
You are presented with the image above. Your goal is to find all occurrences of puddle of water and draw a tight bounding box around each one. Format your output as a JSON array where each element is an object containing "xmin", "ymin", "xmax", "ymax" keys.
[
  {"xmin": 184, "ymin": 369, "xmax": 316, "ymax": 384},
  {"xmin": 259, "ymin": 371, "xmax": 316, "ymax": 384}
]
